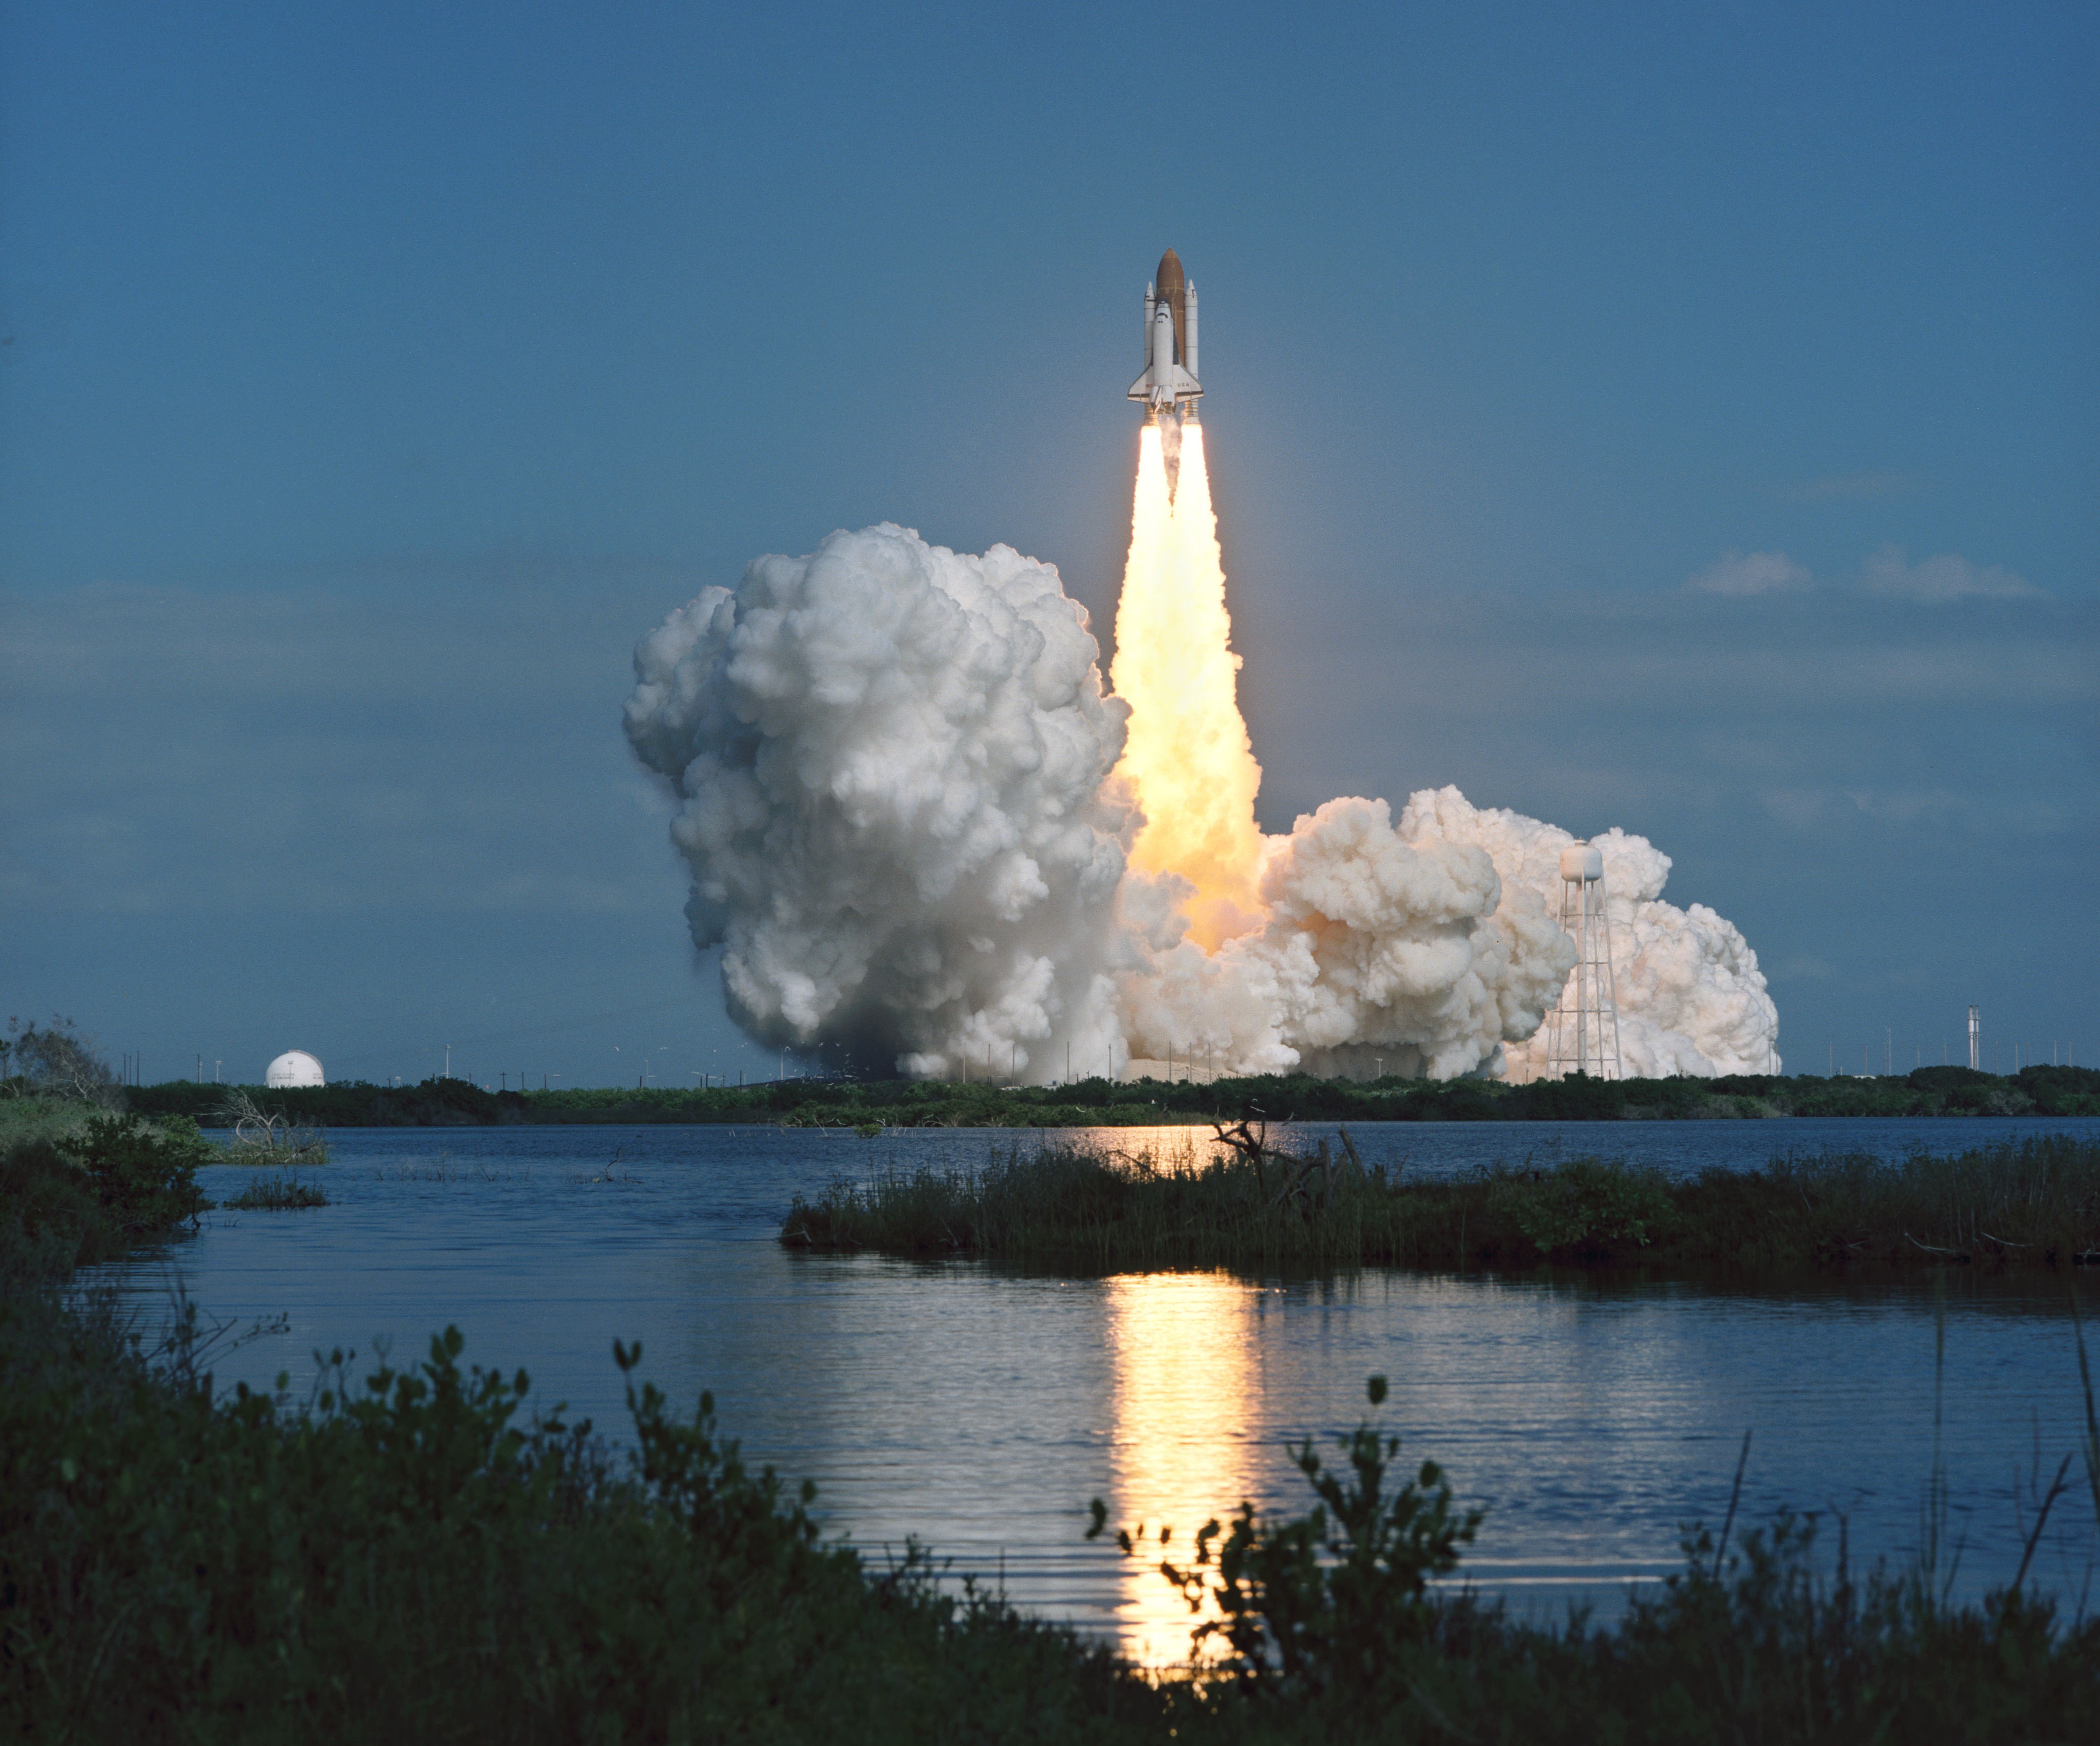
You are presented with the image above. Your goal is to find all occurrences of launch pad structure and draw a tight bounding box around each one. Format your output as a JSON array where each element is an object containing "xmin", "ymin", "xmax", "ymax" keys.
[{"xmin": 1544, "ymin": 844, "xmax": 1623, "ymax": 1081}]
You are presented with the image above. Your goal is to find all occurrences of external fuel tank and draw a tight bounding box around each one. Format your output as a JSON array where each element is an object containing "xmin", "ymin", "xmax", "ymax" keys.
[{"xmin": 1154, "ymin": 248, "xmax": 1187, "ymax": 366}]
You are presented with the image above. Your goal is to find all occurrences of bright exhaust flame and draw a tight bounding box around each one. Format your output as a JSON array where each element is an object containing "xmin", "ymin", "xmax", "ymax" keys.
[{"xmin": 1107, "ymin": 419, "xmax": 1266, "ymax": 950}]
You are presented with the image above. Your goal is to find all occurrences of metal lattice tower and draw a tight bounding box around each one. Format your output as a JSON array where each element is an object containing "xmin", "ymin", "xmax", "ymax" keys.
[{"xmin": 1544, "ymin": 843, "xmax": 1623, "ymax": 1081}]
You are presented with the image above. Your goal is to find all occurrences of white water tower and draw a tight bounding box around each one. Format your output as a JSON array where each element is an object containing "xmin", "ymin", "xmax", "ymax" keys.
[
  {"xmin": 1544, "ymin": 843, "xmax": 1623, "ymax": 1081},
  {"xmin": 266, "ymin": 1050, "xmax": 325, "ymax": 1088}
]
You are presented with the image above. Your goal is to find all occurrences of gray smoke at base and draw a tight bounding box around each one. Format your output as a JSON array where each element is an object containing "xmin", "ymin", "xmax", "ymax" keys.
[
  {"xmin": 627, "ymin": 525, "xmax": 1778, "ymax": 1081},
  {"xmin": 625, "ymin": 525, "xmax": 1135, "ymax": 1078}
]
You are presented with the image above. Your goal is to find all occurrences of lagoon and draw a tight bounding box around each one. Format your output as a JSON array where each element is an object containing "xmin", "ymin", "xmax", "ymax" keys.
[{"xmin": 100, "ymin": 1117, "xmax": 2100, "ymax": 1663}]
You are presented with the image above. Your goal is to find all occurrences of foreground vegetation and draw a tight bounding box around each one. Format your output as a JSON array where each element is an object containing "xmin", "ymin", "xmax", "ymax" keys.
[
  {"xmin": 124, "ymin": 1061, "xmax": 2100, "ymax": 1129},
  {"xmin": 0, "ymin": 1098, "xmax": 213, "ymax": 1266},
  {"xmin": 6, "ymin": 1094, "xmax": 2100, "ymax": 1737},
  {"xmin": 785, "ymin": 1130, "xmax": 2100, "ymax": 1274}
]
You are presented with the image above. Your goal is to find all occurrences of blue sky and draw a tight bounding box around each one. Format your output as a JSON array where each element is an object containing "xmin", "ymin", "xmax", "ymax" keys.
[{"xmin": 4, "ymin": 1, "xmax": 2094, "ymax": 1085}]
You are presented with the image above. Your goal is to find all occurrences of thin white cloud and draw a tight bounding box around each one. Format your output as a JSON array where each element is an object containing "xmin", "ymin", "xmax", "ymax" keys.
[
  {"xmin": 1859, "ymin": 542, "xmax": 2043, "ymax": 602},
  {"xmin": 1685, "ymin": 548, "xmax": 1812, "ymax": 596}
]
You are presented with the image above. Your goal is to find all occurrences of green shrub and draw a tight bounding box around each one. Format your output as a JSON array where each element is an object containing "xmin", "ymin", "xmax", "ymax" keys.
[
  {"xmin": 0, "ymin": 1107, "xmax": 211, "ymax": 1264},
  {"xmin": 1094, "ymin": 1376, "xmax": 2100, "ymax": 1741},
  {"xmin": 1500, "ymin": 1158, "xmax": 1679, "ymax": 1256},
  {"xmin": 0, "ymin": 1303, "xmax": 1153, "ymax": 1743},
  {"xmin": 1096, "ymin": 1375, "xmax": 1481, "ymax": 1707}
]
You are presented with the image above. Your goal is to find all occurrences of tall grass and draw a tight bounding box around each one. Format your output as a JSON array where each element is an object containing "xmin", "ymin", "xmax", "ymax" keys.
[
  {"xmin": 783, "ymin": 1132, "xmax": 2100, "ymax": 1274},
  {"xmin": 223, "ymin": 1174, "xmax": 328, "ymax": 1210}
]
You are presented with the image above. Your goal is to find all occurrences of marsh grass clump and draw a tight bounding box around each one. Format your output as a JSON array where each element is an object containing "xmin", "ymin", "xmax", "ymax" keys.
[
  {"xmin": 222, "ymin": 1174, "xmax": 328, "ymax": 1211},
  {"xmin": 784, "ymin": 1131, "xmax": 2100, "ymax": 1275}
]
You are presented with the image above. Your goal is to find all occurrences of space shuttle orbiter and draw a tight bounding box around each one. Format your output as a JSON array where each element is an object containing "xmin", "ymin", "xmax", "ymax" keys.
[{"xmin": 1128, "ymin": 247, "xmax": 1202, "ymax": 416}]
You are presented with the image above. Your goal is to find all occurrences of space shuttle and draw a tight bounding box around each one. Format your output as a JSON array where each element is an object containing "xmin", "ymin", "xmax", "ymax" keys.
[{"xmin": 1128, "ymin": 246, "xmax": 1202, "ymax": 416}]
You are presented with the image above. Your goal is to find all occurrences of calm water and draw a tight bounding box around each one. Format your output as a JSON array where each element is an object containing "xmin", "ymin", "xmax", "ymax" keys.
[{"xmin": 98, "ymin": 1118, "xmax": 2100, "ymax": 1661}]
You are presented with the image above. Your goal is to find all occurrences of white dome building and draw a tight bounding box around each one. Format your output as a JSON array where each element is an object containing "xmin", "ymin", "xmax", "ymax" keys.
[{"xmin": 265, "ymin": 1050, "xmax": 326, "ymax": 1088}]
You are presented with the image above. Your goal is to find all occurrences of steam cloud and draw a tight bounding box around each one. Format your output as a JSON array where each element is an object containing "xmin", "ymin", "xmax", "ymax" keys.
[
  {"xmin": 1398, "ymin": 787, "xmax": 1780, "ymax": 1078},
  {"xmin": 624, "ymin": 527, "xmax": 1133, "ymax": 1079},
  {"xmin": 627, "ymin": 524, "xmax": 1779, "ymax": 1082}
]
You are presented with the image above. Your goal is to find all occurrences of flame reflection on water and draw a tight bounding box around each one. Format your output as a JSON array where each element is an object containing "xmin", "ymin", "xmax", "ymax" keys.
[{"xmin": 1105, "ymin": 1270, "xmax": 1268, "ymax": 1665}]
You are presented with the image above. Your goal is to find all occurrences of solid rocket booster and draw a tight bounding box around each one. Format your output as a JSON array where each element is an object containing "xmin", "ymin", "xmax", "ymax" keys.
[{"xmin": 1129, "ymin": 246, "xmax": 1202, "ymax": 415}]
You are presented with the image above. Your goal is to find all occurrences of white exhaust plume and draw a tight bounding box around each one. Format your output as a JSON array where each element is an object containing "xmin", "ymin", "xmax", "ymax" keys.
[
  {"xmin": 624, "ymin": 525, "xmax": 1136, "ymax": 1079},
  {"xmin": 1400, "ymin": 786, "xmax": 1781, "ymax": 1078},
  {"xmin": 1111, "ymin": 797, "xmax": 1576, "ymax": 1081},
  {"xmin": 628, "ymin": 527, "xmax": 1779, "ymax": 1083}
]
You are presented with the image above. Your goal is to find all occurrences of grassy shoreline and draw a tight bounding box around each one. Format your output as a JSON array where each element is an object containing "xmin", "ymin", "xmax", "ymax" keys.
[
  {"xmin": 784, "ymin": 1132, "xmax": 2100, "ymax": 1276},
  {"xmin": 9, "ymin": 1095, "xmax": 2100, "ymax": 1737},
  {"xmin": 123, "ymin": 1061, "xmax": 2100, "ymax": 1130}
]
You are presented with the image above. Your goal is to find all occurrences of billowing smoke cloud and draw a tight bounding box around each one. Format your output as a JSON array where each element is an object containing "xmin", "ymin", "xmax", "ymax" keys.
[
  {"xmin": 1111, "ymin": 797, "xmax": 1576, "ymax": 1081},
  {"xmin": 627, "ymin": 524, "xmax": 1779, "ymax": 1082},
  {"xmin": 1401, "ymin": 787, "xmax": 1780, "ymax": 1078},
  {"xmin": 625, "ymin": 525, "xmax": 1135, "ymax": 1079}
]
